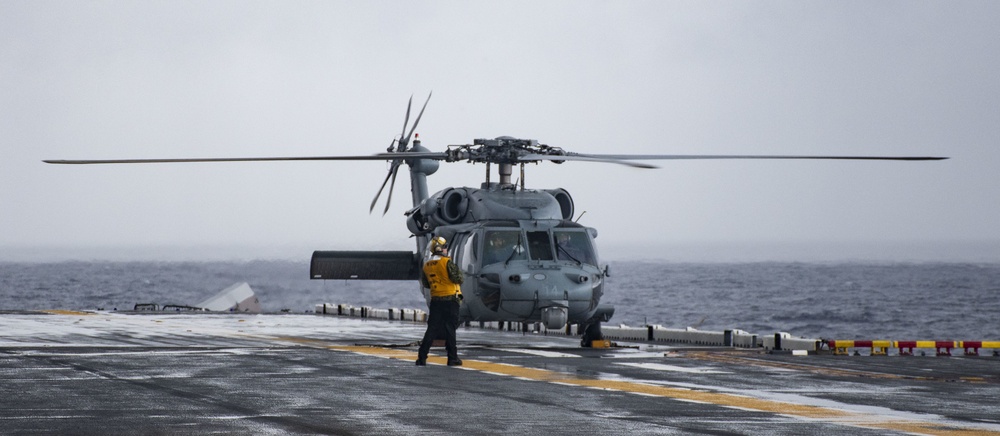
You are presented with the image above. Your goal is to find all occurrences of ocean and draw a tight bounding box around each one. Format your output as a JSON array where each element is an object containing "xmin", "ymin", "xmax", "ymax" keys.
[{"xmin": 1, "ymin": 260, "xmax": 998, "ymax": 341}]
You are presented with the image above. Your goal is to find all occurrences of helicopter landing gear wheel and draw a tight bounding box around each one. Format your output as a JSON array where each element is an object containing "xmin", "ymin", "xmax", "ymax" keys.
[{"xmin": 580, "ymin": 322, "xmax": 603, "ymax": 348}]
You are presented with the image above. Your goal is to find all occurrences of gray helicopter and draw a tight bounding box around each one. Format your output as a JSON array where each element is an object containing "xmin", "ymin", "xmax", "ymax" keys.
[{"xmin": 45, "ymin": 94, "xmax": 947, "ymax": 346}]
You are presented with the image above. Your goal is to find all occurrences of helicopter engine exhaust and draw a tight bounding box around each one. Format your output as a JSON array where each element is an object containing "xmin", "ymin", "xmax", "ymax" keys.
[
  {"xmin": 544, "ymin": 189, "xmax": 574, "ymax": 220},
  {"xmin": 441, "ymin": 188, "xmax": 469, "ymax": 223},
  {"xmin": 407, "ymin": 187, "xmax": 576, "ymax": 236}
]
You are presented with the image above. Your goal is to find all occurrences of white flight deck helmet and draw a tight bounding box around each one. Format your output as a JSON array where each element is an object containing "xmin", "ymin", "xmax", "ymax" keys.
[{"xmin": 430, "ymin": 236, "xmax": 447, "ymax": 255}]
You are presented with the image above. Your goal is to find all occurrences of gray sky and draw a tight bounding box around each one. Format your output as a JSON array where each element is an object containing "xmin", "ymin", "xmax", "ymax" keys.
[{"xmin": 2, "ymin": 1, "xmax": 998, "ymax": 262}]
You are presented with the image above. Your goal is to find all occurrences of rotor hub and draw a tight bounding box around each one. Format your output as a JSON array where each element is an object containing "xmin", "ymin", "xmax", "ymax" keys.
[{"xmin": 447, "ymin": 136, "xmax": 565, "ymax": 165}]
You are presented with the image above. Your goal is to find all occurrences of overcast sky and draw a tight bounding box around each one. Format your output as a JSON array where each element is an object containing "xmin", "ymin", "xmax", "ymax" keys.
[{"xmin": 2, "ymin": 1, "xmax": 998, "ymax": 262}]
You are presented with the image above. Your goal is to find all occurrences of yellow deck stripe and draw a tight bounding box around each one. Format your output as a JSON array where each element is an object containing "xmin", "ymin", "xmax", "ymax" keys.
[
  {"xmin": 39, "ymin": 309, "xmax": 94, "ymax": 316},
  {"xmin": 275, "ymin": 337, "xmax": 997, "ymax": 435}
]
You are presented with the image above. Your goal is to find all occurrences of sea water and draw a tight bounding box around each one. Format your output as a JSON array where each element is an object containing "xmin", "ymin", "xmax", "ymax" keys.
[{"xmin": 1, "ymin": 260, "xmax": 997, "ymax": 340}]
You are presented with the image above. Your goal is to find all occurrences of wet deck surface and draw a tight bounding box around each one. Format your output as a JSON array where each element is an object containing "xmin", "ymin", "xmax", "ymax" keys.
[{"xmin": 2, "ymin": 311, "xmax": 999, "ymax": 435}]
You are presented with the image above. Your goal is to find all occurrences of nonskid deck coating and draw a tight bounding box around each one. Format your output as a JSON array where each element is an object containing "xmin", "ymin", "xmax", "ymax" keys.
[{"xmin": 1, "ymin": 311, "xmax": 999, "ymax": 435}]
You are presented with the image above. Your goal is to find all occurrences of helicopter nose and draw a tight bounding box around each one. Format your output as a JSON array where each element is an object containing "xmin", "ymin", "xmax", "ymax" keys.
[
  {"xmin": 502, "ymin": 270, "xmax": 597, "ymax": 291},
  {"xmin": 497, "ymin": 269, "xmax": 598, "ymax": 316}
]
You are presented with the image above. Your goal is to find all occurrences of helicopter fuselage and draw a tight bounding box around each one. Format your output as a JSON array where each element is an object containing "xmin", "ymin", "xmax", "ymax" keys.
[{"xmin": 409, "ymin": 186, "xmax": 613, "ymax": 329}]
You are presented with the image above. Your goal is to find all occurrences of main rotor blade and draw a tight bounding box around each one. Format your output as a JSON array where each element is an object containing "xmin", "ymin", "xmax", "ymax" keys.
[
  {"xmin": 567, "ymin": 153, "xmax": 949, "ymax": 161},
  {"xmin": 404, "ymin": 91, "xmax": 432, "ymax": 144},
  {"xmin": 43, "ymin": 153, "xmax": 450, "ymax": 165},
  {"xmin": 520, "ymin": 152, "xmax": 947, "ymax": 168},
  {"xmin": 519, "ymin": 154, "xmax": 659, "ymax": 169}
]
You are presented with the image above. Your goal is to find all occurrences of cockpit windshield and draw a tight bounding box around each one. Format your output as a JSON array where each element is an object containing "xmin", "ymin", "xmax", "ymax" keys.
[
  {"xmin": 527, "ymin": 231, "xmax": 554, "ymax": 261},
  {"xmin": 553, "ymin": 230, "xmax": 597, "ymax": 266},
  {"xmin": 483, "ymin": 230, "xmax": 527, "ymax": 265},
  {"xmin": 481, "ymin": 228, "xmax": 597, "ymax": 267}
]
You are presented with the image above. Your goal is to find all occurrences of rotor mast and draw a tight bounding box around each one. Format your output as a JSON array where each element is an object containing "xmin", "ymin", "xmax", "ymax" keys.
[
  {"xmin": 498, "ymin": 163, "xmax": 513, "ymax": 187},
  {"xmin": 483, "ymin": 163, "xmax": 523, "ymax": 190}
]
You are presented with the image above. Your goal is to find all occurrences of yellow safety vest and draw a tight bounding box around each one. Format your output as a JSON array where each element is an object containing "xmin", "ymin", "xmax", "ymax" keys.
[{"xmin": 423, "ymin": 256, "xmax": 462, "ymax": 298}]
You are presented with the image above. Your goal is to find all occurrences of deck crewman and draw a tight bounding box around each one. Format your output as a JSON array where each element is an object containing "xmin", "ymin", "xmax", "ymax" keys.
[{"xmin": 416, "ymin": 237, "xmax": 464, "ymax": 366}]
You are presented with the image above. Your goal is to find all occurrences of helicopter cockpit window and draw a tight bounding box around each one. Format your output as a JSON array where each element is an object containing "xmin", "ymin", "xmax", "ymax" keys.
[
  {"xmin": 526, "ymin": 231, "xmax": 554, "ymax": 261},
  {"xmin": 458, "ymin": 233, "xmax": 477, "ymax": 272},
  {"xmin": 553, "ymin": 230, "xmax": 597, "ymax": 266},
  {"xmin": 483, "ymin": 230, "xmax": 526, "ymax": 265}
]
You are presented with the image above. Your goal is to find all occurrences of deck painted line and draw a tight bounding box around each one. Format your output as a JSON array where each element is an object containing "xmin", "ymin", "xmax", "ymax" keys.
[
  {"xmin": 277, "ymin": 337, "xmax": 1000, "ymax": 436},
  {"xmin": 616, "ymin": 362, "xmax": 731, "ymax": 374},
  {"xmin": 690, "ymin": 351, "xmax": 937, "ymax": 381}
]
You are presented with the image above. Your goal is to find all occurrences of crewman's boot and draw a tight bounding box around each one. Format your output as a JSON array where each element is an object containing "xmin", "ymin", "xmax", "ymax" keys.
[
  {"xmin": 447, "ymin": 358, "xmax": 462, "ymax": 366},
  {"xmin": 415, "ymin": 357, "xmax": 426, "ymax": 366}
]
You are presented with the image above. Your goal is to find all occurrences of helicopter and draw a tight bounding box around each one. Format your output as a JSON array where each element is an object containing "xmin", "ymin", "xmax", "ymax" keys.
[{"xmin": 45, "ymin": 93, "xmax": 947, "ymax": 347}]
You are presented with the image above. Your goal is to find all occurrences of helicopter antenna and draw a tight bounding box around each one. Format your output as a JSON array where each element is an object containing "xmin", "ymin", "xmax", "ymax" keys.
[{"xmin": 574, "ymin": 211, "xmax": 587, "ymax": 223}]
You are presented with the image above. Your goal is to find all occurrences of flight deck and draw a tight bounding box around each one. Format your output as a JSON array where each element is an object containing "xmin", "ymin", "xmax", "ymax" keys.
[{"xmin": 2, "ymin": 311, "xmax": 998, "ymax": 435}]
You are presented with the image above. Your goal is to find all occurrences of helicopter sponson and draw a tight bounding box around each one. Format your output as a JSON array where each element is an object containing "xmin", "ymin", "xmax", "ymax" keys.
[{"xmin": 406, "ymin": 186, "xmax": 574, "ymax": 236}]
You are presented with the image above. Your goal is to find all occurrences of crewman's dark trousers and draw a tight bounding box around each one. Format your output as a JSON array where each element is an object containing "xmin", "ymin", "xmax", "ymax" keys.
[{"xmin": 417, "ymin": 298, "xmax": 460, "ymax": 361}]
